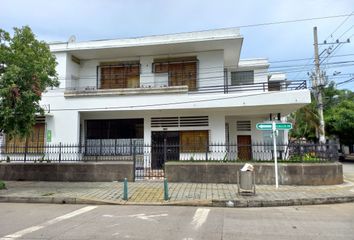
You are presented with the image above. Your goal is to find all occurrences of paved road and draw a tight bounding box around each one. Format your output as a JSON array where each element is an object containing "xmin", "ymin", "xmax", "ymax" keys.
[{"xmin": 0, "ymin": 203, "xmax": 353, "ymax": 240}]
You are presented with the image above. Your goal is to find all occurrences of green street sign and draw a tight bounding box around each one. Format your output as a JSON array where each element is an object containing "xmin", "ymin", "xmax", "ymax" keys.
[
  {"xmin": 276, "ymin": 123, "xmax": 292, "ymax": 130},
  {"xmin": 256, "ymin": 123, "xmax": 272, "ymax": 130},
  {"xmin": 256, "ymin": 122, "xmax": 292, "ymax": 131}
]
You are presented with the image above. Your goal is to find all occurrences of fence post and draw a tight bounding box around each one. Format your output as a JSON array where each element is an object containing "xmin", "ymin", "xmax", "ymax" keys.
[
  {"xmin": 24, "ymin": 139, "xmax": 28, "ymax": 163},
  {"xmin": 132, "ymin": 140, "xmax": 136, "ymax": 181},
  {"xmin": 99, "ymin": 139, "xmax": 102, "ymax": 156},
  {"xmin": 58, "ymin": 142, "xmax": 62, "ymax": 162},
  {"xmin": 205, "ymin": 142, "xmax": 209, "ymax": 161},
  {"xmin": 114, "ymin": 139, "xmax": 117, "ymax": 155},
  {"xmin": 298, "ymin": 144, "xmax": 302, "ymax": 162},
  {"xmin": 163, "ymin": 138, "xmax": 167, "ymax": 163},
  {"xmin": 84, "ymin": 139, "xmax": 87, "ymax": 155}
]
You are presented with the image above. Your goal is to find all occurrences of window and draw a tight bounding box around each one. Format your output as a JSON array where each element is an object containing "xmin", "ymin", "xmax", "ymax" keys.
[
  {"xmin": 231, "ymin": 71, "xmax": 254, "ymax": 85},
  {"xmin": 86, "ymin": 119, "xmax": 143, "ymax": 139},
  {"xmin": 5, "ymin": 123, "xmax": 45, "ymax": 153},
  {"xmin": 152, "ymin": 57, "xmax": 197, "ymax": 91},
  {"xmin": 99, "ymin": 63, "xmax": 140, "ymax": 89},
  {"xmin": 180, "ymin": 130, "xmax": 209, "ymax": 152}
]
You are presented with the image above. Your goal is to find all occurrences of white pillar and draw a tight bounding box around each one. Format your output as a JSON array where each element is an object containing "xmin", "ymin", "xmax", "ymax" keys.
[{"xmin": 209, "ymin": 113, "xmax": 226, "ymax": 143}]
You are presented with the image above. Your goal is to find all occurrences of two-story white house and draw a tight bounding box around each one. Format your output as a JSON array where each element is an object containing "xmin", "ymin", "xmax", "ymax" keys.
[{"xmin": 6, "ymin": 28, "xmax": 310, "ymax": 167}]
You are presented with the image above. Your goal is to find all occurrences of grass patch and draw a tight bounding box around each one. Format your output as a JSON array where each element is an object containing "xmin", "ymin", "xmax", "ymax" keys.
[
  {"xmin": 0, "ymin": 180, "xmax": 6, "ymax": 190},
  {"xmin": 167, "ymin": 158, "xmax": 332, "ymax": 163}
]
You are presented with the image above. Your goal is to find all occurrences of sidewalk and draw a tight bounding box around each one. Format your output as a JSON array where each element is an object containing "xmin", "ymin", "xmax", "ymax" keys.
[{"xmin": 1, "ymin": 180, "xmax": 354, "ymax": 207}]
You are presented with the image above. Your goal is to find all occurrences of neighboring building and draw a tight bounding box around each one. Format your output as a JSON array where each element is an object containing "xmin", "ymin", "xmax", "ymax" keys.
[{"xmin": 2, "ymin": 28, "xmax": 311, "ymax": 164}]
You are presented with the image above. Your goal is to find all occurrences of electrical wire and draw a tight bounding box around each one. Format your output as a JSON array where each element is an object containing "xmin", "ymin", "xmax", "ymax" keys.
[{"xmin": 43, "ymin": 89, "xmax": 308, "ymax": 112}]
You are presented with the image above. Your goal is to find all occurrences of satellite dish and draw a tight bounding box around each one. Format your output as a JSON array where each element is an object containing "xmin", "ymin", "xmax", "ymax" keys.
[{"xmin": 68, "ymin": 35, "xmax": 76, "ymax": 43}]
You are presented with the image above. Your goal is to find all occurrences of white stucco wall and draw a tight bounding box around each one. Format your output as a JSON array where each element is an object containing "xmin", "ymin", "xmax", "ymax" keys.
[
  {"xmin": 59, "ymin": 50, "xmax": 224, "ymax": 90},
  {"xmin": 45, "ymin": 111, "xmax": 80, "ymax": 143},
  {"xmin": 54, "ymin": 52, "xmax": 68, "ymax": 89}
]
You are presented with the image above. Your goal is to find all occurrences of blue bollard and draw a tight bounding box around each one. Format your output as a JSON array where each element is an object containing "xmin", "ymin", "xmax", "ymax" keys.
[
  {"xmin": 164, "ymin": 178, "xmax": 169, "ymax": 201},
  {"xmin": 123, "ymin": 178, "xmax": 128, "ymax": 200}
]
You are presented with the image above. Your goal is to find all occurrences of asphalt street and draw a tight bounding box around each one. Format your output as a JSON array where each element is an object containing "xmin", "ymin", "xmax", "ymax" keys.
[{"xmin": 0, "ymin": 202, "xmax": 353, "ymax": 240}]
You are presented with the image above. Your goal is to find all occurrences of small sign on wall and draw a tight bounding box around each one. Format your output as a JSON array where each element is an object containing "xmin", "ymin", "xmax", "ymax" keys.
[{"xmin": 46, "ymin": 130, "xmax": 52, "ymax": 143}]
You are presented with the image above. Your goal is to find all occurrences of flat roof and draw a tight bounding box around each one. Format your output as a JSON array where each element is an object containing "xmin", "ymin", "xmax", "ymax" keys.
[
  {"xmin": 50, "ymin": 28, "xmax": 242, "ymax": 52},
  {"xmin": 49, "ymin": 28, "xmax": 244, "ymax": 66}
]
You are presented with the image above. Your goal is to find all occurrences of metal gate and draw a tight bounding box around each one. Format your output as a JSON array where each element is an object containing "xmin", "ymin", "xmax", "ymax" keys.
[{"xmin": 134, "ymin": 132, "xmax": 180, "ymax": 180}]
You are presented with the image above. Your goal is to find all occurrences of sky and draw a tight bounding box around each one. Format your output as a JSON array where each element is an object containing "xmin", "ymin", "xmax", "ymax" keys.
[{"xmin": 1, "ymin": 0, "xmax": 354, "ymax": 90}]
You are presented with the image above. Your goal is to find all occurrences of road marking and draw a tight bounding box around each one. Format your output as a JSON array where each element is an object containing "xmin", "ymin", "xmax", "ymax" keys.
[
  {"xmin": 191, "ymin": 208, "xmax": 210, "ymax": 230},
  {"xmin": 102, "ymin": 212, "xmax": 168, "ymax": 222},
  {"xmin": 128, "ymin": 213, "xmax": 168, "ymax": 222},
  {"xmin": 0, "ymin": 206, "xmax": 97, "ymax": 240}
]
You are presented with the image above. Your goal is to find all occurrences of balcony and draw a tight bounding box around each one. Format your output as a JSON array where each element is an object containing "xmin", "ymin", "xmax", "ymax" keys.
[{"xmin": 63, "ymin": 79, "xmax": 306, "ymax": 97}]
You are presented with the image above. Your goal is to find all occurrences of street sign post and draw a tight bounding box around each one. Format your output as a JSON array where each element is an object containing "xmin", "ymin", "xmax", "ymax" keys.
[
  {"xmin": 272, "ymin": 121, "xmax": 278, "ymax": 189},
  {"xmin": 256, "ymin": 121, "xmax": 292, "ymax": 189}
]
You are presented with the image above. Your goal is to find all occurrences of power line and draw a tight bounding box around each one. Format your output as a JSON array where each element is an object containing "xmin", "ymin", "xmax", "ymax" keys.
[
  {"xmin": 324, "ymin": 11, "xmax": 353, "ymax": 40},
  {"xmin": 44, "ymin": 90, "xmax": 305, "ymax": 112},
  {"xmin": 232, "ymin": 13, "xmax": 354, "ymax": 29},
  {"xmin": 293, "ymin": 13, "xmax": 354, "ymax": 82},
  {"xmin": 337, "ymin": 77, "xmax": 354, "ymax": 86},
  {"xmin": 269, "ymin": 53, "xmax": 354, "ymax": 64}
]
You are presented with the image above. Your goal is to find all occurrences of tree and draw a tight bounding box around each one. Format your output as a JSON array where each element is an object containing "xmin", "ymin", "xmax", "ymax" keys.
[
  {"xmin": 0, "ymin": 26, "xmax": 59, "ymax": 139},
  {"xmin": 289, "ymin": 97, "xmax": 319, "ymax": 142},
  {"xmin": 290, "ymin": 81, "xmax": 354, "ymax": 145},
  {"xmin": 325, "ymin": 100, "xmax": 354, "ymax": 145},
  {"xmin": 323, "ymin": 82, "xmax": 354, "ymax": 146}
]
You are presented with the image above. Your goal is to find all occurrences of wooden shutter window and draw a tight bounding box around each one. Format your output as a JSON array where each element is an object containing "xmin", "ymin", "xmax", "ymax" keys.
[
  {"xmin": 5, "ymin": 123, "xmax": 45, "ymax": 153},
  {"xmin": 180, "ymin": 130, "xmax": 208, "ymax": 153},
  {"xmin": 152, "ymin": 57, "xmax": 197, "ymax": 91},
  {"xmin": 100, "ymin": 64, "xmax": 140, "ymax": 89}
]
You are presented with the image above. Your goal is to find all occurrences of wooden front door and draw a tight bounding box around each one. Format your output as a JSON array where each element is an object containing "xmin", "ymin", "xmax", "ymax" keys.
[{"xmin": 237, "ymin": 135, "xmax": 252, "ymax": 160}]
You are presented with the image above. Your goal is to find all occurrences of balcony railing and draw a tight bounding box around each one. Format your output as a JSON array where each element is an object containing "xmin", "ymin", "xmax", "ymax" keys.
[
  {"xmin": 63, "ymin": 80, "xmax": 307, "ymax": 97},
  {"xmin": 192, "ymin": 80, "xmax": 307, "ymax": 94}
]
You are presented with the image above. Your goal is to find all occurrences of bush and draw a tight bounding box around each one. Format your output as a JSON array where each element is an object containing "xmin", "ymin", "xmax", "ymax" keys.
[{"xmin": 0, "ymin": 181, "xmax": 6, "ymax": 190}]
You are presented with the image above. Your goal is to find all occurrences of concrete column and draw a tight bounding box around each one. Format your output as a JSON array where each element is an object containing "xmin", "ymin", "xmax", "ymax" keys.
[
  {"xmin": 144, "ymin": 116, "xmax": 151, "ymax": 145},
  {"xmin": 209, "ymin": 113, "xmax": 226, "ymax": 143}
]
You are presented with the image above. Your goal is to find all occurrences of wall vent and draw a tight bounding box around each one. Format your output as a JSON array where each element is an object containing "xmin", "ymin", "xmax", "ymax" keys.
[
  {"xmin": 180, "ymin": 116, "xmax": 208, "ymax": 127},
  {"xmin": 237, "ymin": 120, "xmax": 251, "ymax": 131},
  {"xmin": 151, "ymin": 116, "xmax": 209, "ymax": 128},
  {"xmin": 151, "ymin": 117, "xmax": 178, "ymax": 128}
]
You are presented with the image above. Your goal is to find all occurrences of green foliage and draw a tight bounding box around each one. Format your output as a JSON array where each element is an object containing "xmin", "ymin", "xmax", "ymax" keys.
[
  {"xmin": 325, "ymin": 99, "xmax": 354, "ymax": 145},
  {"xmin": 288, "ymin": 153, "xmax": 319, "ymax": 162},
  {"xmin": 0, "ymin": 26, "xmax": 59, "ymax": 139},
  {"xmin": 0, "ymin": 180, "xmax": 6, "ymax": 190},
  {"xmin": 290, "ymin": 81, "xmax": 354, "ymax": 145},
  {"xmin": 6, "ymin": 156, "xmax": 10, "ymax": 163},
  {"xmin": 289, "ymin": 98, "xmax": 319, "ymax": 141}
]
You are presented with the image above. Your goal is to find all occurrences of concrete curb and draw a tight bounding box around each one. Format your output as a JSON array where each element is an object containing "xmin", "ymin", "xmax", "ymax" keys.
[
  {"xmin": 212, "ymin": 196, "xmax": 354, "ymax": 207},
  {"xmin": 1, "ymin": 195, "xmax": 354, "ymax": 207},
  {"xmin": 0, "ymin": 196, "xmax": 109, "ymax": 205}
]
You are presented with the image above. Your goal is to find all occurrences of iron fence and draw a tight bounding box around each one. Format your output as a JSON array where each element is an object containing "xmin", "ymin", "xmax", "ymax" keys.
[{"xmin": 0, "ymin": 141, "xmax": 338, "ymax": 163}]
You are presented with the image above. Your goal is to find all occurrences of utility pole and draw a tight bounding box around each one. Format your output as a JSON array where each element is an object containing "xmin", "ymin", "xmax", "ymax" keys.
[{"xmin": 313, "ymin": 26, "xmax": 326, "ymax": 144}]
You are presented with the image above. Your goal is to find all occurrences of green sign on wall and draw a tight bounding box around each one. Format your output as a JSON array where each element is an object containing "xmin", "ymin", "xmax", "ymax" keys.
[{"xmin": 46, "ymin": 130, "xmax": 52, "ymax": 142}]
